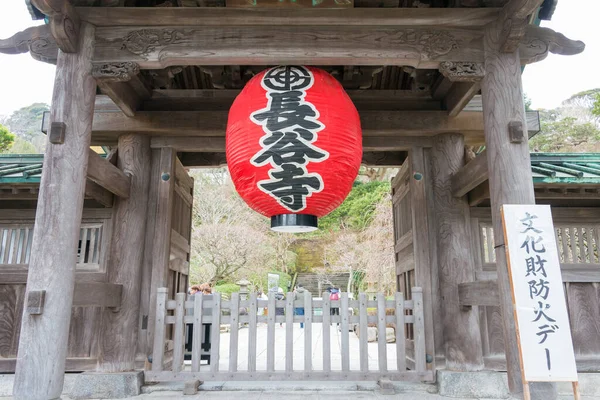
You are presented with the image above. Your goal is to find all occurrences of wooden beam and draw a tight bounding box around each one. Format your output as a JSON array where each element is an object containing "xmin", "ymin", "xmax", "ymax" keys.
[
  {"xmin": 445, "ymin": 82, "xmax": 481, "ymax": 117},
  {"xmin": 93, "ymin": 24, "xmax": 484, "ymax": 69},
  {"xmin": 77, "ymin": 7, "xmax": 501, "ymax": 27},
  {"xmin": 140, "ymin": 89, "xmax": 443, "ymax": 112},
  {"xmin": 430, "ymin": 134, "xmax": 483, "ymax": 370},
  {"xmin": 468, "ymin": 182, "xmax": 490, "ymax": 206},
  {"xmin": 150, "ymin": 135, "xmax": 432, "ymax": 152},
  {"xmin": 92, "ymin": 62, "xmax": 151, "ymax": 117},
  {"xmin": 519, "ymin": 25, "xmax": 585, "ymax": 65},
  {"xmin": 13, "ymin": 22, "xmax": 96, "ymax": 400},
  {"xmin": 87, "ymin": 149, "xmax": 131, "ymax": 198},
  {"xmin": 84, "ymin": 180, "xmax": 114, "ymax": 207},
  {"xmin": 31, "ymin": 0, "xmax": 80, "ymax": 53},
  {"xmin": 451, "ymin": 150, "xmax": 488, "ymax": 198},
  {"xmin": 361, "ymin": 152, "xmax": 407, "ymax": 167},
  {"xmin": 72, "ymin": 282, "xmax": 123, "ymax": 308},
  {"xmin": 42, "ymin": 110, "xmax": 539, "ymax": 143},
  {"xmin": 458, "ymin": 281, "xmax": 499, "ymax": 307},
  {"xmin": 99, "ymin": 134, "xmax": 151, "ymax": 371}
]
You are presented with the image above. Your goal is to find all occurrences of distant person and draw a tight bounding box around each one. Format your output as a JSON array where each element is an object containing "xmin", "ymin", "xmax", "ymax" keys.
[
  {"xmin": 294, "ymin": 285, "xmax": 306, "ymax": 329},
  {"xmin": 257, "ymin": 291, "xmax": 268, "ymax": 316},
  {"xmin": 330, "ymin": 288, "xmax": 340, "ymax": 326}
]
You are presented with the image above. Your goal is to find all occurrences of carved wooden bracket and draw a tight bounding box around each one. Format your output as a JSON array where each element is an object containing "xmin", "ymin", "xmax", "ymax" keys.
[
  {"xmin": 499, "ymin": 0, "xmax": 544, "ymax": 53},
  {"xmin": 0, "ymin": 25, "xmax": 58, "ymax": 64},
  {"xmin": 30, "ymin": 0, "xmax": 80, "ymax": 53},
  {"xmin": 92, "ymin": 62, "xmax": 151, "ymax": 117},
  {"xmin": 439, "ymin": 62, "xmax": 485, "ymax": 82},
  {"xmin": 519, "ymin": 25, "xmax": 585, "ymax": 65}
]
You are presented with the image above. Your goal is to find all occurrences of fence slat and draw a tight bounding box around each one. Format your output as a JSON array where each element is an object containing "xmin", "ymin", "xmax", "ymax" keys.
[
  {"xmin": 151, "ymin": 288, "xmax": 168, "ymax": 372},
  {"xmin": 173, "ymin": 293, "xmax": 186, "ymax": 373},
  {"xmin": 359, "ymin": 293, "xmax": 368, "ymax": 372},
  {"xmin": 322, "ymin": 291, "xmax": 331, "ymax": 372},
  {"xmin": 413, "ymin": 287, "xmax": 426, "ymax": 374},
  {"xmin": 285, "ymin": 292, "xmax": 294, "ymax": 373},
  {"xmin": 267, "ymin": 295, "xmax": 276, "ymax": 372},
  {"xmin": 3, "ymin": 229, "xmax": 12, "ymax": 264},
  {"xmin": 377, "ymin": 293, "xmax": 387, "ymax": 372},
  {"xmin": 248, "ymin": 292, "xmax": 258, "ymax": 372},
  {"xmin": 395, "ymin": 292, "xmax": 406, "ymax": 371},
  {"xmin": 341, "ymin": 292, "xmax": 350, "ymax": 372},
  {"xmin": 191, "ymin": 293, "xmax": 204, "ymax": 372},
  {"xmin": 229, "ymin": 292, "xmax": 240, "ymax": 372},
  {"xmin": 210, "ymin": 293, "xmax": 222, "ymax": 373},
  {"xmin": 304, "ymin": 290, "xmax": 312, "ymax": 372}
]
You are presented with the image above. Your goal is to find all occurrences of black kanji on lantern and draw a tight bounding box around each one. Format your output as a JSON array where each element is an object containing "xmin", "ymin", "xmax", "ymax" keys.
[{"xmin": 250, "ymin": 66, "xmax": 329, "ymax": 212}]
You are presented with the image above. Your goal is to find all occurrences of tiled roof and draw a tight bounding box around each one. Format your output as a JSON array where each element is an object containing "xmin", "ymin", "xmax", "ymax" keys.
[
  {"xmin": 0, "ymin": 154, "xmax": 44, "ymax": 183},
  {"xmin": 530, "ymin": 153, "xmax": 600, "ymax": 184}
]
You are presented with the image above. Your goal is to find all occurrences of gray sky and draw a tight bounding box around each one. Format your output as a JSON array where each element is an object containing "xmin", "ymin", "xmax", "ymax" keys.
[{"xmin": 0, "ymin": 1, "xmax": 598, "ymax": 118}]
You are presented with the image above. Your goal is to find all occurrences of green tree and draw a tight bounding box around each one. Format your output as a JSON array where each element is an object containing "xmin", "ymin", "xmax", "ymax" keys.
[
  {"xmin": 593, "ymin": 92, "xmax": 600, "ymax": 117},
  {"xmin": 6, "ymin": 136, "xmax": 37, "ymax": 154},
  {"xmin": 3, "ymin": 103, "xmax": 49, "ymax": 153},
  {"xmin": 0, "ymin": 124, "xmax": 15, "ymax": 153}
]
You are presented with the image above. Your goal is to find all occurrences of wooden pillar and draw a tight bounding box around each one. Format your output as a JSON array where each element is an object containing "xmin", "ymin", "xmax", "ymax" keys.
[
  {"xmin": 482, "ymin": 24, "xmax": 535, "ymax": 393},
  {"xmin": 430, "ymin": 134, "xmax": 484, "ymax": 371},
  {"xmin": 409, "ymin": 147, "xmax": 437, "ymax": 370},
  {"xmin": 146, "ymin": 148, "xmax": 176, "ymax": 359},
  {"xmin": 13, "ymin": 23, "xmax": 96, "ymax": 400},
  {"xmin": 98, "ymin": 134, "xmax": 151, "ymax": 371}
]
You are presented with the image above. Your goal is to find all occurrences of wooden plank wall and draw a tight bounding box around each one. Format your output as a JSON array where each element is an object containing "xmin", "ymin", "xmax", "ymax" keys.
[
  {"xmin": 469, "ymin": 207, "xmax": 600, "ymax": 371},
  {"xmin": 392, "ymin": 162, "xmax": 414, "ymax": 304},
  {"xmin": 0, "ymin": 209, "xmax": 113, "ymax": 372}
]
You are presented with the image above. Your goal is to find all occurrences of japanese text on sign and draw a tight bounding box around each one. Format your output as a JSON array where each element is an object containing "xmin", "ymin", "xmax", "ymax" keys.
[
  {"xmin": 250, "ymin": 66, "xmax": 329, "ymax": 212},
  {"xmin": 502, "ymin": 205, "xmax": 577, "ymax": 382}
]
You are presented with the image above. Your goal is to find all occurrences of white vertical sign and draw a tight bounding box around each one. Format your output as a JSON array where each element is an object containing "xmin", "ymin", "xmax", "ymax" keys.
[{"xmin": 502, "ymin": 204, "xmax": 577, "ymax": 382}]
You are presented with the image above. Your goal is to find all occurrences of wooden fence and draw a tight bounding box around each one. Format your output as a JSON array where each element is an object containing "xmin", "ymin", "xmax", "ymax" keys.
[{"xmin": 147, "ymin": 288, "xmax": 433, "ymax": 382}]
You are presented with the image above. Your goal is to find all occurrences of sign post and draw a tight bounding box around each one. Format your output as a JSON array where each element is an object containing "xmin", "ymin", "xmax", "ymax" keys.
[{"xmin": 501, "ymin": 205, "xmax": 580, "ymax": 400}]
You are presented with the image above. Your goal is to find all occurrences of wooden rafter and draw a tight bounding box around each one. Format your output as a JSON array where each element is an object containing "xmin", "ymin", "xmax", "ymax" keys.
[
  {"xmin": 92, "ymin": 62, "xmax": 151, "ymax": 117},
  {"xmin": 87, "ymin": 149, "xmax": 131, "ymax": 198}
]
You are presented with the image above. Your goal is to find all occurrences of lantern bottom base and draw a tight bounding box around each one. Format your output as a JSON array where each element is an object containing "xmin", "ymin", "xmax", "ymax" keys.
[{"xmin": 271, "ymin": 214, "xmax": 318, "ymax": 233}]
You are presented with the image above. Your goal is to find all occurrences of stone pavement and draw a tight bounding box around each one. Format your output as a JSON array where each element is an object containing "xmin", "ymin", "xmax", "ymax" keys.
[{"xmin": 201, "ymin": 322, "xmax": 398, "ymax": 371}]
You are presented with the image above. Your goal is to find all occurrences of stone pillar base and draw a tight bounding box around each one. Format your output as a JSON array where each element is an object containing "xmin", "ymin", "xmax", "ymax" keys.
[{"xmin": 70, "ymin": 371, "xmax": 144, "ymax": 399}]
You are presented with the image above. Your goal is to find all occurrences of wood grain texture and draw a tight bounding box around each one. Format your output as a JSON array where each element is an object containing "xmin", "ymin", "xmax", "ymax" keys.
[
  {"xmin": 458, "ymin": 281, "xmax": 500, "ymax": 307},
  {"xmin": 451, "ymin": 149, "xmax": 488, "ymax": 198},
  {"xmin": 409, "ymin": 147, "xmax": 437, "ymax": 371},
  {"xmin": 430, "ymin": 134, "xmax": 483, "ymax": 371},
  {"xmin": 87, "ymin": 148, "xmax": 131, "ymax": 198},
  {"xmin": 147, "ymin": 148, "xmax": 176, "ymax": 360},
  {"xmin": 481, "ymin": 22, "xmax": 536, "ymax": 394},
  {"xmin": 226, "ymin": 0, "xmax": 352, "ymax": 8},
  {"xmin": 98, "ymin": 134, "xmax": 151, "ymax": 372},
  {"xmin": 13, "ymin": 23, "xmax": 96, "ymax": 400},
  {"xmin": 31, "ymin": 0, "xmax": 80, "ymax": 53},
  {"xmin": 77, "ymin": 7, "xmax": 500, "ymax": 27},
  {"xmin": 93, "ymin": 25, "xmax": 483, "ymax": 69}
]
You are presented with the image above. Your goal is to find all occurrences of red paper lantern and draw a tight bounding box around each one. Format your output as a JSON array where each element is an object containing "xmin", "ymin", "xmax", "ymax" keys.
[{"xmin": 226, "ymin": 66, "xmax": 362, "ymax": 232}]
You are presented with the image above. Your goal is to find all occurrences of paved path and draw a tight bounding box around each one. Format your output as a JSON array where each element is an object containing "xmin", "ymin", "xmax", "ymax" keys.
[{"xmin": 194, "ymin": 322, "xmax": 399, "ymax": 372}]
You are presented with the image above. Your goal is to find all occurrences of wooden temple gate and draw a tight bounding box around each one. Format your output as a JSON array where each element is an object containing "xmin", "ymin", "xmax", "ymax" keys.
[{"xmin": 0, "ymin": 0, "xmax": 589, "ymax": 399}]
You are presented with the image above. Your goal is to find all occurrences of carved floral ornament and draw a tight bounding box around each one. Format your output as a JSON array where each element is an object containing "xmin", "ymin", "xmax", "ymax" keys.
[
  {"xmin": 92, "ymin": 62, "xmax": 141, "ymax": 82},
  {"xmin": 120, "ymin": 29, "xmax": 186, "ymax": 57},
  {"xmin": 439, "ymin": 62, "xmax": 485, "ymax": 82}
]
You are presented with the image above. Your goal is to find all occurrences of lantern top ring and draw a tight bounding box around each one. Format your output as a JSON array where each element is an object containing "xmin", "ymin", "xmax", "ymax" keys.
[{"xmin": 271, "ymin": 214, "xmax": 318, "ymax": 234}]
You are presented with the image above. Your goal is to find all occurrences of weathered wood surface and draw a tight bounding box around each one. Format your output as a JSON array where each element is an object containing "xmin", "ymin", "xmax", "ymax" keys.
[
  {"xmin": 87, "ymin": 148, "xmax": 131, "ymax": 198},
  {"xmin": 77, "ymin": 7, "xmax": 500, "ymax": 27},
  {"xmin": 72, "ymin": 282, "xmax": 122, "ymax": 308},
  {"xmin": 458, "ymin": 281, "xmax": 500, "ymax": 307},
  {"xmin": 451, "ymin": 149, "xmax": 488, "ymax": 198},
  {"xmin": 92, "ymin": 62, "xmax": 151, "ymax": 117},
  {"xmin": 147, "ymin": 148, "xmax": 176, "ymax": 361},
  {"xmin": 430, "ymin": 134, "xmax": 483, "ymax": 371},
  {"xmin": 0, "ymin": 24, "xmax": 58, "ymax": 64},
  {"xmin": 98, "ymin": 134, "xmax": 151, "ymax": 372},
  {"xmin": 44, "ymin": 109, "xmax": 538, "ymax": 147},
  {"xmin": 409, "ymin": 147, "xmax": 436, "ymax": 371},
  {"xmin": 13, "ymin": 23, "xmax": 96, "ymax": 400},
  {"xmin": 226, "ymin": 0, "xmax": 353, "ymax": 8},
  {"xmin": 481, "ymin": 22, "xmax": 536, "ymax": 394},
  {"xmin": 445, "ymin": 82, "xmax": 481, "ymax": 118},
  {"xmin": 31, "ymin": 0, "xmax": 80, "ymax": 53},
  {"xmin": 497, "ymin": 0, "xmax": 544, "ymax": 52}
]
